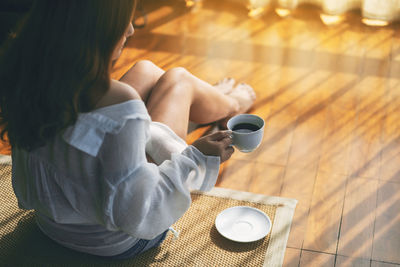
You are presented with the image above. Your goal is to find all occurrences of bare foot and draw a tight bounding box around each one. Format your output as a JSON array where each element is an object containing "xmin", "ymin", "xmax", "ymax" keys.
[
  {"xmin": 218, "ymin": 83, "xmax": 256, "ymax": 129},
  {"xmin": 227, "ymin": 83, "xmax": 256, "ymax": 114},
  {"xmin": 214, "ymin": 77, "xmax": 235, "ymax": 94},
  {"xmin": 189, "ymin": 78, "xmax": 237, "ymax": 132}
]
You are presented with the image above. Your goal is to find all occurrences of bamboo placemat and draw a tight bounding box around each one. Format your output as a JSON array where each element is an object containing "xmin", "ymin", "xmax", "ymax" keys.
[{"xmin": 0, "ymin": 155, "xmax": 297, "ymax": 267}]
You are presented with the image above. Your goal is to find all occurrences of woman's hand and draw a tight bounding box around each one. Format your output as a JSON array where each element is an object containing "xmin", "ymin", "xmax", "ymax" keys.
[{"xmin": 192, "ymin": 131, "xmax": 234, "ymax": 163}]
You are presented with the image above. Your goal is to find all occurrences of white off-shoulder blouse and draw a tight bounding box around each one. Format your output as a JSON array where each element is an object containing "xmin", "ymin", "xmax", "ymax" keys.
[{"xmin": 12, "ymin": 100, "xmax": 220, "ymax": 256}]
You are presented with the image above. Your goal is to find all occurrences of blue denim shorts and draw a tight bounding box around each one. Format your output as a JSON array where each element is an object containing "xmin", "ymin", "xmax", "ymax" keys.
[{"xmin": 106, "ymin": 230, "xmax": 168, "ymax": 260}]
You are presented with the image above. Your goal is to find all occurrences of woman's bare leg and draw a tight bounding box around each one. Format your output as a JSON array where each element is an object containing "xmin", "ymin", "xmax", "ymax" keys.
[
  {"xmin": 120, "ymin": 60, "xmax": 235, "ymax": 102},
  {"xmin": 120, "ymin": 60, "xmax": 255, "ymax": 139},
  {"xmin": 119, "ymin": 60, "xmax": 164, "ymax": 102},
  {"xmin": 146, "ymin": 67, "xmax": 255, "ymax": 139}
]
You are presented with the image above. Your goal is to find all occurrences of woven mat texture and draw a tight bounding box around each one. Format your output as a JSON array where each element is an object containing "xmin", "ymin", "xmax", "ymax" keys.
[{"xmin": 0, "ymin": 162, "xmax": 280, "ymax": 267}]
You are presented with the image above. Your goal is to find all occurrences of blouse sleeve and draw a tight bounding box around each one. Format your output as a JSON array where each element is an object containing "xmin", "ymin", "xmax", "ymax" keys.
[{"xmin": 97, "ymin": 118, "xmax": 220, "ymax": 239}]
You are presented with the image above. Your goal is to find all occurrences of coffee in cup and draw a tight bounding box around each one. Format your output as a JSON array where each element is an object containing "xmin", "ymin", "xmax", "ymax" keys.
[{"xmin": 227, "ymin": 114, "xmax": 264, "ymax": 153}]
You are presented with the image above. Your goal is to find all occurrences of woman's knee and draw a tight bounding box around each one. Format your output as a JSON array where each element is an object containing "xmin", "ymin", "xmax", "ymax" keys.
[
  {"xmin": 159, "ymin": 67, "xmax": 192, "ymax": 88},
  {"xmin": 149, "ymin": 67, "xmax": 193, "ymax": 101},
  {"xmin": 120, "ymin": 60, "xmax": 158, "ymax": 82},
  {"xmin": 164, "ymin": 67, "xmax": 189, "ymax": 79},
  {"xmin": 131, "ymin": 60, "xmax": 159, "ymax": 74}
]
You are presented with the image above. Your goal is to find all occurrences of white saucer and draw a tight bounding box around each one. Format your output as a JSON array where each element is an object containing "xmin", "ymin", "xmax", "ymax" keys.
[{"xmin": 215, "ymin": 206, "xmax": 271, "ymax": 243}]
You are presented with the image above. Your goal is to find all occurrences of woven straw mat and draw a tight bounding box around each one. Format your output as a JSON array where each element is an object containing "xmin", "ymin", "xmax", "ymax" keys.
[{"xmin": 0, "ymin": 161, "xmax": 279, "ymax": 267}]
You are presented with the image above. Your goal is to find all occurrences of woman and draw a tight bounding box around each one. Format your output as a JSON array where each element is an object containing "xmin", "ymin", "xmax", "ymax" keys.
[{"xmin": 0, "ymin": 0, "xmax": 255, "ymax": 259}]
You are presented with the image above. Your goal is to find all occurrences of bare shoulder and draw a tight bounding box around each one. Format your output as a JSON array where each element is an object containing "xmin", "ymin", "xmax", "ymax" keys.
[{"xmin": 95, "ymin": 80, "xmax": 141, "ymax": 109}]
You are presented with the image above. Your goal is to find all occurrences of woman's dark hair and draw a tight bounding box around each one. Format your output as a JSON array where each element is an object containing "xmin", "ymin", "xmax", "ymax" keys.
[{"xmin": 0, "ymin": 0, "xmax": 136, "ymax": 151}]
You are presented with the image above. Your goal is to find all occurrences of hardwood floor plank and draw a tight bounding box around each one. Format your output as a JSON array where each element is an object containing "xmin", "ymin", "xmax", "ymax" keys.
[
  {"xmin": 372, "ymin": 181, "xmax": 400, "ymax": 264},
  {"xmin": 286, "ymin": 101, "xmax": 326, "ymax": 170},
  {"xmin": 299, "ymin": 250, "xmax": 336, "ymax": 267},
  {"xmin": 348, "ymin": 77, "xmax": 385, "ymax": 179},
  {"xmin": 248, "ymin": 162, "xmax": 285, "ymax": 196},
  {"xmin": 261, "ymin": 67, "xmax": 310, "ymax": 128},
  {"xmin": 338, "ymin": 20, "xmax": 365, "ymax": 58},
  {"xmin": 255, "ymin": 8, "xmax": 322, "ymax": 51},
  {"xmin": 371, "ymin": 261, "xmax": 400, "ymax": 267},
  {"xmin": 380, "ymin": 79, "xmax": 400, "ymax": 183},
  {"xmin": 335, "ymin": 255, "xmax": 371, "ymax": 267},
  {"xmin": 390, "ymin": 28, "xmax": 400, "ymax": 80},
  {"xmin": 216, "ymin": 159, "xmax": 254, "ymax": 191},
  {"xmin": 280, "ymin": 166, "xmax": 317, "ymax": 248},
  {"xmin": 303, "ymin": 171, "xmax": 346, "ymax": 254},
  {"xmin": 361, "ymin": 26, "xmax": 393, "ymax": 78},
  {"xmin": 255, "ymin": 124, "xmax": 294, "ymax": 166},
  {"xmin": 337, "ymin": 178, "xmax": 378, "ymax": 259},
  {"xmin": 318, "ymin": 76, "xmax": 357, "ymax": 175},
  {"xmin": 283, "ymin": 247, "xmax": 301, "ymax": 267}
]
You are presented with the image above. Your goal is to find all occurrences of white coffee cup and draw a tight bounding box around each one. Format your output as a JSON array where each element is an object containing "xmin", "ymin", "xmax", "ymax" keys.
[{"xmin": 227, "ymin": 114, "xmax": 265, "ymax": 153}]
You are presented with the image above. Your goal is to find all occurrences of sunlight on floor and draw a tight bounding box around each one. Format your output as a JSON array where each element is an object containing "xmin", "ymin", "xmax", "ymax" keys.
[
  {"xmin": 247, "ymin": 6, "xmax": 266, "ymax": 18},
  {"xmin": 319, "ymin": 14, "xmax": 344, "ymax": 26},
  {"xmin": 275, "ymin": 8, "xmax": 291, "ymax": 18},
  {"xmin": 362, "ymin": 18, "xmax": 389, "ymax": 27}
]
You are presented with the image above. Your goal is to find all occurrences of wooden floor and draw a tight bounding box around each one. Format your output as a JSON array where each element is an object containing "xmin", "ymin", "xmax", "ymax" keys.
[
  {"xmin": 117, "ymin": 1, "xmax": 400, "ymax": 266},
  {"xmin": 3, "ymin": 0, "xmax": 400, "ymax": 266}
]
